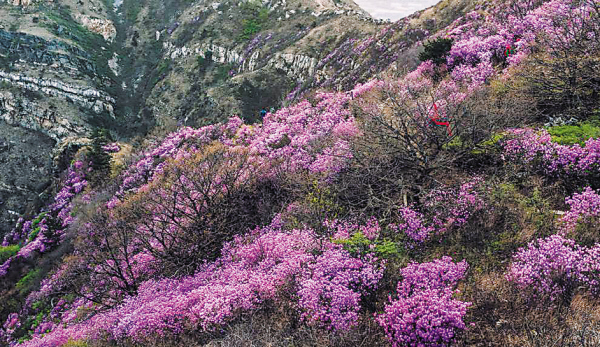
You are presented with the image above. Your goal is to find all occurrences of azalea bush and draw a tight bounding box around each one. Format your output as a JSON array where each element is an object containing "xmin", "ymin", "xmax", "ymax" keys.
[
  {"xmin": 0, "ymin": 159, "xmax": 89, "ymax": 278},
  {"xmin": 348, "ymin": 74, "xmax": 522, "ymax": 212},
  {"xmin": 517, "ymin": 0, "xmax": 600, "ymax": 115},
  {"xmin": 506, "ymin": 234, "xmax": 600, "ymax": 301},
  {"xmin": 502, "ymin": 128, "xmax": 600, "ymax": 180},
  {"xmin": 108, "ymin": 142, "xmax": 279, "ymax": 275},
  {"xmin": 6, "ymin": 0, "xmax": 600, "ymax": 345},
  {"xmin": 17, "ymin": 217, "xmax": 384, "ymax": 346},
  {"xmin": 559, "ymin": 187, "xmax": 600, "ymax": 244},
  {"xmin": 377, "ymin": 257, "xmax": 470, "ymax": 346},
  {"xmin": 506, "ymin": 187, "xmax": 600, "ymax": 302}
]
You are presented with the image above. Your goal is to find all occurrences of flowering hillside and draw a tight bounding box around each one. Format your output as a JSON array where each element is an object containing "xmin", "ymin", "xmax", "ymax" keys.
[{"xmin": 1, "ymin": 0, "xmax": 600, "ymax": 346}]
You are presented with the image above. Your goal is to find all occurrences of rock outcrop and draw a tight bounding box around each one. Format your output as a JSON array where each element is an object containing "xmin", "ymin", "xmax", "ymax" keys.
[
  {"xmin": 0, "ymin": 72, "xmax": 115, "ymax": 117},
  {"xmin": 75, "ymin": 14, "xmax": 117, "ymax": 42},
  {"xmin": 165, "ymin": 41, "xmax": 317, "ymax": 80},
  {"xmin": 0, "ymin": 6, "xmax": 115, "ymax": 234},
  {"xmin": 0, "ymin": 30, "xmax": 98, "ymax": 78}
]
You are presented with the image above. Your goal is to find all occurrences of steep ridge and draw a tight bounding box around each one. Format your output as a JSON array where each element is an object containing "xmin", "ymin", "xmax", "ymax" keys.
[
  {"xmin": 3, "ymin": 0, "xmax": 600, "ymax": 346},
  {"xmin": 122, "ymin": 0, "xmax": 380, "ymax": 126}
]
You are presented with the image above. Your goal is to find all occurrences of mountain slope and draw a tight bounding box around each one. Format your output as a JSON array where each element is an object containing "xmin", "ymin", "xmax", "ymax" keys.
[{"xmin": 3, "ymin": 0, "xmax": 600, "ymax": 346}]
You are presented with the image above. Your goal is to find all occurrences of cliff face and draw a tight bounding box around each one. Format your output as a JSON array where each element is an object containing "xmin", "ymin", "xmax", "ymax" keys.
[
  {"xmin": 118, "ymin": 0, "xmax": 381, "ymax": 126},
  {"xmin": 0, "ymin": 0, "xmax": 120, "ymax": 233}
]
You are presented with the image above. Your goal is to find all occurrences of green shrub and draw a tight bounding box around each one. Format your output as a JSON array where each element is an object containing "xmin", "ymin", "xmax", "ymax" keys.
[
  {"xmin": 238, "ymin": 0, "xmax": 269, "ymax": 40},
  {"xmin": 88, "ymin": 128, "xmax": 113, "ymax": 185},
  {"xmin": 27, "ymin": 227, "xmax": 41, "ymax": 242},
  {"xmin": 418, "ymin": 37, "xmax": 454, "ymax": 65},
  {"xmin": 546, "ymin": 121, "xmax": 600, "ymax": 146},
  {"xmin": 333, "ymin": 232, "xmax": 402, "ymax": 260},
  {"xmin": 471, "ymin": 132, "xmax": 505, "ymax": 154},
  {"xmin": 0, "ymin": 245, "xmax": 20, "ymax": 263},
  {"xmin": 240, "ymin": 18, "xmax": 261, "ymax": 40},
  {"xmin": 16, "ymin": 268, "xmax": 43, "ymax": 294},
  {"xmin": 212, "ymin": 63, "xmax": 236, "ymax": 83}
]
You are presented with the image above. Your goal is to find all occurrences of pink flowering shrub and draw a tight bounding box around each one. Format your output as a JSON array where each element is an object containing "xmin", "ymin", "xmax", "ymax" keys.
[
  {"xmin": 109, "ymin": 91, "xmax": 360, "ymax": 209},
  {"xmin": 298, "ymin": 247, "xmax": 383, "ymax": 330},
  {"xmin": 506, "ymin": 234, "xmax": 600, "ymax": 301},
  {"xmin": 0, "ymin": 160, "xmax": 88, "ymax": 278},
  {"xmin": 506, "ymin": 235, "xmax": 583, "ymax": 300},
  {"xmin": 15, "ymin": 216, "xmax": 384, "ymax": 346},
  {"xmin": 101, "ymin": 143, "xmax": 121, "ymax": 153},
  {"xmin": 518, "ymin": 0, "xmax": 600, "ymax": 112},
  {"xmin": 503, "ymin": 128, "xmax": 600, "ymax": 177},
  {"xmin": 559, "ymin": 187, "xmax": 600, "ymax": 235},
  {"xmin": 397, "ymin": 256, "xmax": 469, "ymax": 294},
  {"xmin": 391, "ymin": 208, "xmax": 435, "ymax": 243},
  {"xmin": 377, "ymin": 257, "xmax": 470, "ymax": 346},
  {"xmin": 389, "ymin": 179, "xmax": 487, "ymax": 243},
  {"xmin": 325, "ymin": 217, "xmax": 381, "ymax": 241}
]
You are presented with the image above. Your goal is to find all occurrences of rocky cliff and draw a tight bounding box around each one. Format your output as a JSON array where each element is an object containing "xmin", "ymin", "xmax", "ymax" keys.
[{"xmin": 0, "ymin": 0, "xmax": 117, "ymax": 233}]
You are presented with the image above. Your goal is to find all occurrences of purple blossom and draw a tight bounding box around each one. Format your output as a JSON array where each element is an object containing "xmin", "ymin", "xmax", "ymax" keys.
[
  {"xmin": 502, "ymin": 128, "xmax": 600, "ymax": 177},
  {"xmin": 377, "ymin": 257, "xmax": 470, "ymax": 346},
  {"xmin": 102, "ymin": 143, "xmax": 121, "ymax": 153},
  {"xmin": 18, "ymin": 217, "xmax": 384, "ymax": 345}
]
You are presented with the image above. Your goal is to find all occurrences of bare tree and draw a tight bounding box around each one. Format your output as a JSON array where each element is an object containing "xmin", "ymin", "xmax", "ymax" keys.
[
  {"xmin": 117, "ymin": 143, "xmax": 288, "ymax": 276},
  {"xmin": 334, "ymin": 77, "xmax": 532, "ymax": 219},
  {"xmin": 520, "ymin": 0, "xmax": 600, "ymax": 116}
]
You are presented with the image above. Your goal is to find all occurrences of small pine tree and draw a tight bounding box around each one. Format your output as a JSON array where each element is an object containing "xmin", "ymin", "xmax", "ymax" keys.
[
  {"xmin": 88, "ymin": 128, "xmax": 112, "ymax": 185},
  {"xmin": 419, "ymin": 37, "xmax": 454, "ymax": 66}
]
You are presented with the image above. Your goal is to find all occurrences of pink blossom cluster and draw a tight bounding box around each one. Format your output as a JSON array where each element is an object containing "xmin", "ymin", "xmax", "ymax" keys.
[
  {"xmin": 17, "ymin": 217, "xmax": 384, "ymax": 346},
  {"xmin": 298, "ymin": 247, "xmax": 383, "ymax": 330},
  {"xmin": 2, "ymin": 314, "xmax": 19, "ymax": 339},
  {"xmin": 101, "ymin": 143, "xmax": 121, "ymax": 153},
  {"xmin": 390, "ymin": 179, "xmax": 487, "ymax": 243},
  {"xmin": 391, "ymin": 208, "xmax": 435, "ymax": 243},
  {"xmin": 502, "ymin": 128, "xmax": 600, "ymax": 177},
  {"xmin": 325, "ymin": 217, "xmax": 381, "ymax": 241},
  {"xmin": 519, "ymin": 0, "xmax": 600, "ymax": 48},
  {"xmin": 377, "ymin": 257, "xmax": 471, "ymax": 346},
  {"xmin": 425, "ymin": 177, "xmax": 488, "ymax": 232},
  {"xmin": 108, "ymin": 123, "xmax": 224, "ymax": 205},
  {"xmin": 412, "ymin": 0, "xmax": 599, "ymax": 93},
  {"xmin": 559, "ymin": 187, "xmax": 600, "ymax": 234},
  {"xmin": 109, "ymin": 91, "xmax": 361, "ymax": 208},
  {"xmin": 506, "ymin": 234, "xmax": 600, "ymax": 300}
]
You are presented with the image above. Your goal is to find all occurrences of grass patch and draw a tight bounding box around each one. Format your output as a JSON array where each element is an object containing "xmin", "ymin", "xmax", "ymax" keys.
[
  {"xmin": 16, "ymin": 268, "xmax": 43, "ymax": 295},
  {"xmin": 0, "ymin": 245, "xmax": 20, "ymax": 263},
  {"xmin": 546, "ymin": 121, "xmax": 600, "ymax": 146}
]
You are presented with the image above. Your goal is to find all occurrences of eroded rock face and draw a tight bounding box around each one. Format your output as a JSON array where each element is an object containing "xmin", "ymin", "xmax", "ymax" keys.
[
  {"xmin": 10, "ymin": 0, "xmax": 37, "ymax": 6},
  {"xmin": 0, "ymin": 90, "xmax": 90, "ymax": 142},
  {"xmin": 0, "ymin": 121, "xmax": 55, "ymax": 235},
  {"xmin": 166, "ymin": 41, "xmax": 317, "ymax": 81},
  {"xmin": 0, "ymin": 31, "xmax": 98, "ymax": 77},
  {"xmin": 0, "ymin": 72, "xmax": 115, "ymax": 118},
  {"xmin": 75, "ymin": 14, "xmax": 117, "ymax": 42},
  {"xmin": 0, "ymin": 24, "xmax": 114, "ymax": 239}
]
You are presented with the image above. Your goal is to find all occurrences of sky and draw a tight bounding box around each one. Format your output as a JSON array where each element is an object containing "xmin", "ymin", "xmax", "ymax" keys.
[{"xmin": 353, "ymin": 0, "xmax": 441, "ymax": 21}]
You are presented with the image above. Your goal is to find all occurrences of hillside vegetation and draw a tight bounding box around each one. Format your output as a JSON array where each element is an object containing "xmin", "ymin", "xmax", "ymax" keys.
[{"xmin": 1, "ymin": 0, "xmax": 600, "ymax": 346}]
